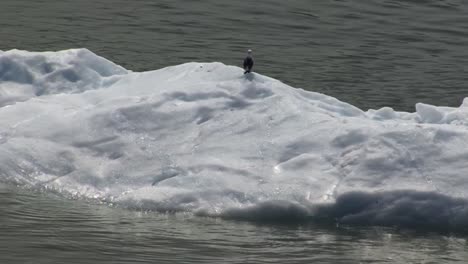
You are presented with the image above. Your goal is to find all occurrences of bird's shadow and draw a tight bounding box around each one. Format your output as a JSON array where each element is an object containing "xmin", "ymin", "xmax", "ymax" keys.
[{"xmin": 244, "ymin": 72, "xmax": 254, "ymax": 81}]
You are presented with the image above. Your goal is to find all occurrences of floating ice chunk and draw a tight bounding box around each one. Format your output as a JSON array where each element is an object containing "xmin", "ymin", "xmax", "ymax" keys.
[
  {"xmin": 367, "ymin": 107, "xmax": 397, "ymax": 120},
  {"xmin": 416, "ymin": 103, "xmax": 445, "ymax": 123},
  {"xmin": 1, "ymin": 49, "xmax": 468, "ymax": 230},
  {"xmin": 461, "ymin": 97, "xmax": 468, "ymax": 107}
]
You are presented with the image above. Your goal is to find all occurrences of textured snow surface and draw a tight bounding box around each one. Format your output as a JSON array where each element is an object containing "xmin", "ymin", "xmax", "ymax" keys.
[{"xmin": 1, "ymin": 49, "xmax": 468, "ymax": 230}]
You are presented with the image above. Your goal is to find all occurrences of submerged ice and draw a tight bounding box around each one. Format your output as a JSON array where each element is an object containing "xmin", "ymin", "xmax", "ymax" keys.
[{"xmin": 1, "ymin": 49, "xmax": 468, "ymax": 230}]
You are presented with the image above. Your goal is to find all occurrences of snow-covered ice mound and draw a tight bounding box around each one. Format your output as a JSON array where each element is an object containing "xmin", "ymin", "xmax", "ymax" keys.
[
  {"xmin": 0, "ymin": 49, "xmax": 127, "ymax": 107},
  {"xmin": 1, "ymin": 49, "xmax": 468, "ymax": 231}
]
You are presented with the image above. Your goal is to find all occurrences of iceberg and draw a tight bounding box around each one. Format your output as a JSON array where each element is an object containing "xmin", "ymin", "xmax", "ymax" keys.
[{"xmin": 1, "ymin": 49, "xmax": 468, "ymax": 230}]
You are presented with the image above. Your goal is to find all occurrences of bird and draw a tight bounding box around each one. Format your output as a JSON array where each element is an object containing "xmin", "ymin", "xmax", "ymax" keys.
[{"xmin": 243, "ymin": 49, "xmax": 254, "ymax": 74}]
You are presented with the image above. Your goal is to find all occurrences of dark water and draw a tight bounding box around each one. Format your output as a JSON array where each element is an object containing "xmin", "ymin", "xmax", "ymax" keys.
[
  {"xmin": 2, "ymin": 0, "xmax": 468, "ymax": 111},
  {"xmin": 1, "ymin": 184, "xmax": 467, "ymax": 264},
  {"xmin": 2, "ymin": 0, "xmax": 468, "ymax": 263}
]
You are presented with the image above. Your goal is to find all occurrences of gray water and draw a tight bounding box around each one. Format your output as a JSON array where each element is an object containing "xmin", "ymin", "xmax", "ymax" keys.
[
  {"xmin": 2, "ymin": 0, "xmax": 468, "ymax": 263},
  {"xmin": 2, "ymin": 0, "xmax": 468, "ymax": 111},
  {"xmin": 1, "ymin": 184, "xmax": 467, "ymax": 264}
]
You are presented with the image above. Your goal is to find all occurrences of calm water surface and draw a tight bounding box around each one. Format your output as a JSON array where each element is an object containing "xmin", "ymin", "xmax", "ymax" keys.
[
  {"xmin": 1, "ymin": 0, "xmax": 468, "ymax": 111},
  {"xmin": 1, "ymin": 184, "xmax": 467, "ymax": 264},
  {"xmin": 2, "ymin": 0, "xmax": 468, "ymax": 263}
]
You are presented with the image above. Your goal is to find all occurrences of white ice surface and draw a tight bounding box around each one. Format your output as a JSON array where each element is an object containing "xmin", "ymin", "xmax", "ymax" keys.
[{"xmin": 1, "ymin": 49, "xmax": 468, "ymax": 229}]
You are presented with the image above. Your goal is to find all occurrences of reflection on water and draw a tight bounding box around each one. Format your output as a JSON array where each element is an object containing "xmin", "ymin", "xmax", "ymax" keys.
[{"xmin": 0, "ymin": 184, "xmax": 466, "ymax": 263}]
